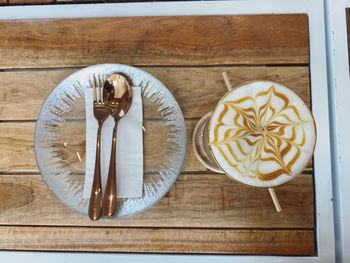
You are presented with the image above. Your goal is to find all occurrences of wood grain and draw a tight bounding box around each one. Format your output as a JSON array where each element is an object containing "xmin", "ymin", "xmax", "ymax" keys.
[
  {"xmin": 0, "ymin": 122, "xmax": 35, "ymax": 172},
  {"xmin": 0, "ymin": 226, "xmax": 314, "ymax": 255},
  {"xmin": 0, "ymin": 120, "xmax": 312, "ymax": 173},
  {"xmin": 0, "ymin": 66, "xmax": 310, "ymax": 120},
  {"xmin": 0, "ymin": 173, "xmax": 314, "ymax": 228},
  {"xmin": 8, "ymin": 0, "xmax": 53, "ymax": 3},
  {"xmin": 0, "ymin": 15, "xmax": 309, "ymax": 69}
]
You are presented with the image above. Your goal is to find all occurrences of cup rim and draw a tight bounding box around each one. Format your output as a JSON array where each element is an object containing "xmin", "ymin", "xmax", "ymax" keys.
[{"xmin": 207, "ymin": 80, "xmax": 317, "ymax": 188}]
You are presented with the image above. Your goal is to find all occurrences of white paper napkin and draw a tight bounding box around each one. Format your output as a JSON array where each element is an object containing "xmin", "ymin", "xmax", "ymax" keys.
[{"xmin": 83, "ymin": 86, "xmax": 143, "ymax": 198}]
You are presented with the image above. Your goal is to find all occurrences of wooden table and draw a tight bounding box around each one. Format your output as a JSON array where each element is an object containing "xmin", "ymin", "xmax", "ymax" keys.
[{"xmin": 0, "ymin": 14, "xmax": 314, "ymax": 255}]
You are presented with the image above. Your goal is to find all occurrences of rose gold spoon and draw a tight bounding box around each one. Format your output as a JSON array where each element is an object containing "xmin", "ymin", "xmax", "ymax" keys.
[{"xmin": 102, "ymin": 74, "xmax": 133, "ymax": 217}]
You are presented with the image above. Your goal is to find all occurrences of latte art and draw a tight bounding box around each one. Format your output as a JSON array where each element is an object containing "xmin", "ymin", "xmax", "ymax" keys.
[{"xmin": 209, "ymin": 81, "xmax": 316, "ymax": 187}]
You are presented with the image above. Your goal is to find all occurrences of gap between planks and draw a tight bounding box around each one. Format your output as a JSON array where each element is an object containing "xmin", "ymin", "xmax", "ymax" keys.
[
  {"xmin": 0, "ymin": 224, "xmax": 314, "ymax": 231},
  {"xmin": 0, "ymin": 64, "xmax": 310, "ymax": 72},
  {"xmin": 0, "ymin": 170, "xmax": 313, "ymax": 175}
]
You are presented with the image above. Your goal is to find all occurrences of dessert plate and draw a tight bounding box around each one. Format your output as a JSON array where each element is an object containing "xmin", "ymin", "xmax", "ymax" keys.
[{"xmin": 34, "ymin": 64, "xmax": 186, "ymax": 218}]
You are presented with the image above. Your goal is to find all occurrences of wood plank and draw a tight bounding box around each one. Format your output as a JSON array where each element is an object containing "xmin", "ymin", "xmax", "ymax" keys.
[
  {"xmin": 0, "ymin": 15, "xmax": 309, "ymax": 69},
  {"xmin": 0, "ymin": 66, "xmax": 311, "ymax": 120},
  {"xmin": 0, "ymin": 173, "xmax": 314, "ymax": 228},
  {"xmin": 0, "ymin": 226, "xmax": 314, "ymax": 255},
  {"xmin": 0, "ymin": 120, "xmax": 312, "ymax": 173},
  {"xmin": 56, "ymin": 0, "xmax": 159, "ymax": 2},
  {"xmin": 8, "ymin": 0, "xmax": 53, "ymax": 3},
  {"xmin": 1, "ymin": 0, "xmax": 158, "ymax": 2},
  {"xmin": 347, "ymin": 9, "xmax": 350, "ymax": 67}
]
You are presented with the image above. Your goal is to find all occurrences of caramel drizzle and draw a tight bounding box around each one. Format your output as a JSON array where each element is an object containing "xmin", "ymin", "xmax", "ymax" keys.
[{"xmin": 210, "ymin": 85, "xmax": 310, "ymax": 181}]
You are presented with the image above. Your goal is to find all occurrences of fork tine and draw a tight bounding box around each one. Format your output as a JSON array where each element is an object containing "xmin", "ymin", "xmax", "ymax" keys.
[
  {"xmin": 98, "ymin": 74, "xmax": 103, "ymax": 104},
  {"xmin": 93, "ymin": 75, "xmax": 97, "ymax": 103},
  {"xmin": 102, "ymin": 74, "xmax": 106, "ymax": 103},
  {"xmin": 101, "ymin": 74, "xmax": 106, "ymax": 104}
]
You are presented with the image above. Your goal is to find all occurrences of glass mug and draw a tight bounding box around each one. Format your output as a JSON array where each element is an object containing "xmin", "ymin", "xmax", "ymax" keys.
[{"xmin": 193, "ymin": 79, "xmax": 317, "ymax": 211}]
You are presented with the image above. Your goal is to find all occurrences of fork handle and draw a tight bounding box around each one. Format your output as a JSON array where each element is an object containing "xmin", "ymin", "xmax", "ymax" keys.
[
  {"xmin": 88, "ymin": 125, "xmax": 103, "ymax": 220},
  {"xmin": 103, "ymin": 120, "xmax": 119, "ymax": 217}
]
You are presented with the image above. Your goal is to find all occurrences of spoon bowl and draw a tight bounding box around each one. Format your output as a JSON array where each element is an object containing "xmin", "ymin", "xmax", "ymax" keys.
[{"xmin": 104, "ymin": 74, "xmax": 133, "ymax": 118}]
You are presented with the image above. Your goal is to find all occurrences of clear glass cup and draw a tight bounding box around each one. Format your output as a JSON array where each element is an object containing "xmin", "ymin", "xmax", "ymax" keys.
[{"xmin": 192, "ymin": 79, "xmax": 316, "ymax": 212}]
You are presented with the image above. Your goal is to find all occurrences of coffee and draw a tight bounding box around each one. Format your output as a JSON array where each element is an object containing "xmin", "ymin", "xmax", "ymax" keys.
[{"xmin": 209, "ymin": 81, "xmax": 316, "ymax": 187}]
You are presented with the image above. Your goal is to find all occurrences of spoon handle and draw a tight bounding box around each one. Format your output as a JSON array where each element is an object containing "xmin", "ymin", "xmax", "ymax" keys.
[
  {"xmin": 88, "ymin": 125, "xmax": 103, "ymax": 220},
  {"xmin": 103, "ymin": 121, "xmax": 119, "ymax": 217}
]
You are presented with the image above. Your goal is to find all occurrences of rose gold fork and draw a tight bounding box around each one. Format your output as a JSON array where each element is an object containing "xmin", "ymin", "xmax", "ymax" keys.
[{"xmin": 88, "ymin": 74, "xmax": 109, "ymax": 221}]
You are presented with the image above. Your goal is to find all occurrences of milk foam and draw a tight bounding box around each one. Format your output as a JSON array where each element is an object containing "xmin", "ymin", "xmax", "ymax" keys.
[{"xmin": 209, "ymin": 81, "xmax": 316, "ymax": 188}]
